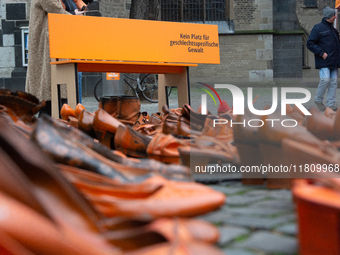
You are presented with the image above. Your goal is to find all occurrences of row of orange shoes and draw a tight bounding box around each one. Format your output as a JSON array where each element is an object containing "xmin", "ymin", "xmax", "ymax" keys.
[
  {"xmin": 60, "ymin": 98, "xmax": 240, "ymax": 170},
  {"xmin": 0, "ymin": 91, "xmax": 228, "ymax": 254}
]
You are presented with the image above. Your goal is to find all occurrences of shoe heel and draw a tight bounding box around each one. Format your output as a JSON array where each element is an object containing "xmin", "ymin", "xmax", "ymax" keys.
[{"xmin": 61, "ymin": 114, "xmax": 68, "ymax": 121}]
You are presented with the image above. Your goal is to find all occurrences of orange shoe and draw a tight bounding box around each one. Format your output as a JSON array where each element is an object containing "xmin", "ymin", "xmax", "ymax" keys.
[
  {"xmin": 75, "ymin": 103, "xmax": 86, "ymax": 119},
  {"xmin": 60, "ymin": 103, "xmax": 76, "ymax": 121},
  {"xmin": 146, "ymin": 133, "xmax": 190, "ymax": 164},
  {"xmin": 114, "ymin": 125, "xmax": 151, "ymax": 158},
  {"xmin": 79, "ymin": 175, "xmax": 225, "ymax": 219},
  {"xmin": 93, "ymin": 109, "xmax": 125, "ymax": 149},
  {"xmin": 78, "ymin": 109, "xmax": 96, "ymax": 138}
]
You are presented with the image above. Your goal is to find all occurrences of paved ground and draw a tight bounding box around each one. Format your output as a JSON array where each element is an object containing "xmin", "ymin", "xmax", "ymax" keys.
[
  {"xmin": 82, "ymin": 82, "xmax": 340, "ymax": 254},
  {"xmin": 203, "ymin": 182, "xmax": 298, "ymax": 255}
]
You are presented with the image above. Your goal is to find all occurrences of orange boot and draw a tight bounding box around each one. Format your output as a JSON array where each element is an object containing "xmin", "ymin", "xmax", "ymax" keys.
[
  {"xmin": 117, "ymin": 96, "xmax": 141, "ymax": 126},
  {"xmin": 92, "ymin": 109, "xmax": 125, "ymax": 149}
]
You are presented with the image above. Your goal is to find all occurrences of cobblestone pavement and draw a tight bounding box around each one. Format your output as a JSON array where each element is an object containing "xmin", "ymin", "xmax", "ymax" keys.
[
  {"xmin": 203, "ymin": 181, "xmax": 298, "ymax": 255},
  {"xmin": 82, "ymin": 89, "xmax": 301, "ymax": 255}
]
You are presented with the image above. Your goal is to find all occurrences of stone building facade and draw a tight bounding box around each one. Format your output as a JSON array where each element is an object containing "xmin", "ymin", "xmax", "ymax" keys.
[
  {"xmin": 0, "ymin": 1, "xmax": 28, "ymax": 91},
  {"xmin": 0, "ymin": 0, "xmax": 336, "ymax": 95},
  {"xmin": 191, "ymin": 0, "xmax": 275, "ymax": 83}
]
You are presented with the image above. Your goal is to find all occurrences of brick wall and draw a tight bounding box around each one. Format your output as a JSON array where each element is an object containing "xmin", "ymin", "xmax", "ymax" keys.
[{"xmin": 234, "ymin": 0, "xmax": 273, "ymax": 31}]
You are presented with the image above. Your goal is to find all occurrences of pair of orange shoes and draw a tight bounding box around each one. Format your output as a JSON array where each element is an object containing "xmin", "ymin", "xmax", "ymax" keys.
[{"xmin": 60, "ymin": 103, "xmax": 85, "ymax": 120}]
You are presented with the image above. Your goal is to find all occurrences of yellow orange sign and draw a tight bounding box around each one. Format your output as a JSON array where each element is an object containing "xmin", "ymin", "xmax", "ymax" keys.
[
  {"xmin": 48, "ymin": 14, "xmax": 220, "ymax": 64},
  {"xmin": 106, "ymin": 72, "xmax": 120, "ymax": 80}
]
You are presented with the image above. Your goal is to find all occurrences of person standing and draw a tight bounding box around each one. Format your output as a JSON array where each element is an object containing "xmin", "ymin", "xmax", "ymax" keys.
[
  {"xmin": 307, "ymin": 7, "xmax": 340, "ymax": 111},
  {"xmin": 25, "ymin": 0, "xmax": 83, "ymax": 116}
]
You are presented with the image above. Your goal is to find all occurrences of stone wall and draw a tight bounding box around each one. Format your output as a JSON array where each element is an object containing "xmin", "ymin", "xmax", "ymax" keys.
[
  {"xmin": 100, "ymin": 0, "xmax": 130, "ymax": 18},
  {"xmin": 0, "ymin": 1, "xmax": 29, "ymax": 91},
  {"xmin": 273, "ymin": 34, "xmax": 303, "ymax": 78},
  {"xmin": 190, "ymin": 34, "xmax": 273, "ymax": 82},
  {"xmin": 272, "ymin": 0, "xmax": 303, "ymax": 79}
]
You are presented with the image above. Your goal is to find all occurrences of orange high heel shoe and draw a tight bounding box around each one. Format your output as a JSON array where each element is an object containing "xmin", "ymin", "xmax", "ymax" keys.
[
  {"xmin": 75, "ymin": 103, "xmax": 86, "ymax": 119},
  {"xmin": 60, "ymin": 103, "xmax": 76, "ymax": 121},
  {"xmin": 78, "ymin": 109, "xmax": 96, "ymax": 138}
]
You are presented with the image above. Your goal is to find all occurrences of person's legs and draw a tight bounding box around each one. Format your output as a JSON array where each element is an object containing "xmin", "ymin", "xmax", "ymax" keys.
[
  {"xmin": 314, "ymin": 68, "xmax": 330, "ymax": 110},
  {"xmin": 78, "ymin": 72, "xmax": 82, "ymax": 104},
  {"xmin": 326, "ymin": 68, "xmax": 338, "ymax": 109}
]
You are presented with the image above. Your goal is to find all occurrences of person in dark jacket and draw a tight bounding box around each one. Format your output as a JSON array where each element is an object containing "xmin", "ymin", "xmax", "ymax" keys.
[{"xmin": 307, "ymin": 7, "xmax": 340, "ymax": 111}]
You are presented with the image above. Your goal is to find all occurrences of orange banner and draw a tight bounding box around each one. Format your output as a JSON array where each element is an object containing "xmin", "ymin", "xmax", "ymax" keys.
[
  {"xmin": 48, "ymin": 14, "xmax": 220, "ymax": 64},
  {"xmin": 336, "ymin": 0, "xmax": 340, "ymax": 9}
]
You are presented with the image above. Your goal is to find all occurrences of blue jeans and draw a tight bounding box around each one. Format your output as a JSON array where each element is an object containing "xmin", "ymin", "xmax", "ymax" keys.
[
  {"xmin": 315, "ymin": 67, "xmax": 338, "ymax": 107},
  {"xmin": 78, "ymin": 72, "xmax": 82, "ymax": 104}
]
